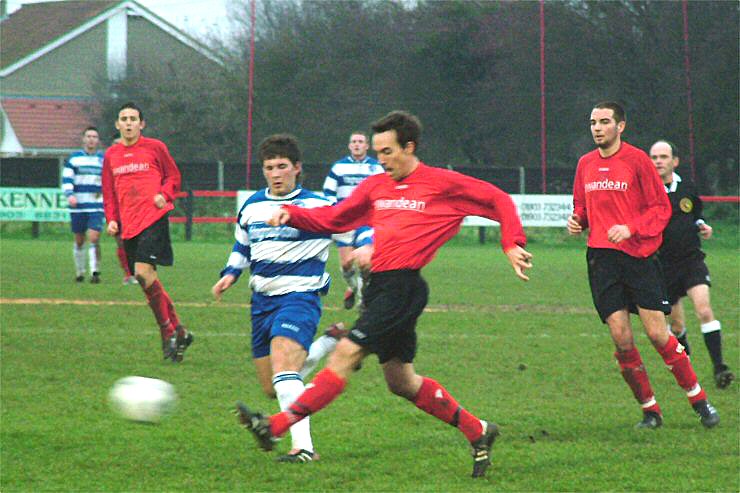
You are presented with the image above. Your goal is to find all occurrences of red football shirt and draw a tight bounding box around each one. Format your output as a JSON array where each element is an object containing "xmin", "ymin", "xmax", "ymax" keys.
[
  {"xmin": 102, "ymin": 136, "xmax": 181, "ymax": 239},
  {"xmin": 285, "ymin": 162, "xmax": 526, "ymax": 272},
  {"xmin": 572, "ymin": 142, "xmax": 671, "ymax": 258}
]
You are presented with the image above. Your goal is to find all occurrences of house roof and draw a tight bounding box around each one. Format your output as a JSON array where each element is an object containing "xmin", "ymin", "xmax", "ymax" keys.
[
  {"xmin": 1, "ymin": 1, "xmax": 120, "ymax": 70},
  {"xmin": 1, "ymin": 97, "xmax": 99, "ymax": 151}
]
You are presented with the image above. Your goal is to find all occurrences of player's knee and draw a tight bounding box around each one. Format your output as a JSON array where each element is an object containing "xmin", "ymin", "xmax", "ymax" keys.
[
  {"xmin": 327, "ymin": 338, "xmax": 363, "ymax": 375},
  {"xmin": 695, "ymin": 306, "xmax": 714, "ymax": 323},
  {"xmin": 607, "ymin": 323, "xmax": 633, "ymax": 349}
]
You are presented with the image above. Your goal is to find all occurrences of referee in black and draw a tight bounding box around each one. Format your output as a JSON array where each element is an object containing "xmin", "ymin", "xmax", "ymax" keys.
[{"xmin": 650, "ymin": 140, "xmax": 734, "ymax": 389}]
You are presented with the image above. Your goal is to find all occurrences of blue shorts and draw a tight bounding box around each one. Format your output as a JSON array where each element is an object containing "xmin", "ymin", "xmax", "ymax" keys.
[
  {"xmin": 333, "ymin": 225, "xmax": 374, "ymax": 248},
  {"xmin": 250, "ymin": 291, "xmax": 322, "ymax": 358},
  {"xmin": 70, "ymin": 211, "xmax": 104, "ymax": 234}
]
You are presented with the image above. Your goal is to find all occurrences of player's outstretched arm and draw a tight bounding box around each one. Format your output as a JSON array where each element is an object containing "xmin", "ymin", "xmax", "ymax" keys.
[
  {"xmin": 266, "ymin": 208, "xmax": 291, "ymax": 226},
  {"xmin": 211, "ymin": 274, "xmax": 236, "ymax": 302},
  {"xmin": 505, "ymin": 245, "xmax": 533, "ymax": 281}
]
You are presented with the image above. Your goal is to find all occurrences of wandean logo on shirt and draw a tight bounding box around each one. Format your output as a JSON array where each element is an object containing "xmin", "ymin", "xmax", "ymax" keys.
[
  {"xmin": 342, "ymin": 175, "xmax": 366, "ymax": 186},
  {"xmin": 584, "ymin": 179, "xmax": 628, "ymax": 193},
  {"xmin": 112, "ymin": 162, "xmax": 151, "ymax": 175},
  {"xmin": 374, "ymin": 196, "xmax": 426, "ymax": 212}
]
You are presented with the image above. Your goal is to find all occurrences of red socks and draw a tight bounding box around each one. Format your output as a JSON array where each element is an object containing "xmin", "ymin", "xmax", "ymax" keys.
[
  {"xmin": 658, "ymin": 335, "xmax": 707, "ymax": 405},
  {"xmin": 268, "ymin": 372, "xmax": 485, "ymax": 443},
  {"xmin": 615, "ymin": 348, "xmax": 662, "ymax": 415},
  {"xmin": 615, "ymin": 336, "xmax": 707, "ymax": 415},
  {"xmin": 165, "ymin": 294, "xmax": 181, "ymax": 329},
  {"xmin": 270, "ymin": 368, "xmax": 347, "ymax": 437},
  {"xmin": 143, "ymin": 280, "xmax": 177, "ymax": 341},
  {"xmin": 116, "ymin": 247, "xmax": 132, "ymax": 276},
  {"xmin": 413, "ymin": 377, "xmax": 483, "ymax": 442}
]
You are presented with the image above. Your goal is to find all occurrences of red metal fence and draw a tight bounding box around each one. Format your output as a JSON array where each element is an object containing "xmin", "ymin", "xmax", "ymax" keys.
[{"xmin": 171, "ymin": 189, "xmax": 740, "ymax": 240}]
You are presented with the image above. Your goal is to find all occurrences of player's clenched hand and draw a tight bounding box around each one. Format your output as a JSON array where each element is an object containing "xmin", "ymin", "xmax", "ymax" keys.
[
  {"xmin": 153, "ymin": 194, "xmax": 167, "ymax": 209},
  {"xmin": 211, "ymin": 275, "xmax": 236, "ymax": 302},
  {"xmin": 107, "ymin": 220, "xmax": 119, "ymax": 236},
  {"xmin": 698, "ymin": 223, "xmax": 713, "ymax": 240},
  {"xmin": 353, "ymin": 244, "xmax": 374, "ymax": 272},
  {"xmin": 607, "ymin": 224, "xmax": 631, "ymax": 243},
  {"xmin": 267, "ymin": 208, "xmax": 291, "ymax": 226},
  {"xmin": 566, "ymin": 214, "xmax": 583, "ymax": 235},
  {"xmin": 505, "ymin": 245, "xmax": 533, "ymax": 281}
]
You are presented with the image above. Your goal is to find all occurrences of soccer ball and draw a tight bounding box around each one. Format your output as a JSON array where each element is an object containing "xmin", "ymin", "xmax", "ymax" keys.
[{"xmin": 108, "ymin": 376, "xmax": 177, "ymax": 423}]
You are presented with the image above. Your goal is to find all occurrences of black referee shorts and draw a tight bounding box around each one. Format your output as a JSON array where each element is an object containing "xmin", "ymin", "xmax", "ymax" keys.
[
  {"xmin": 123, "ymin": 214, "xmax": 174, "ymax": 274},
  {"xmin": 347, "ymin": 269, "xmax": 429, "ymax": 364},
  {"xmin": 660, "ymin": 251, "xmax": 711, "ymax": 305},
  {"xmin": 587, "ymin": 247, "xmax": 671, "ymax": 323}
]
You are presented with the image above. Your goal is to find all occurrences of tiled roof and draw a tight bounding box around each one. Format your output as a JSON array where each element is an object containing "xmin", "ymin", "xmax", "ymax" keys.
[
  {"xmin": 2, "ymin": 98, "xmax": 100, "ymax": 150},
  {"xmin": 1, "ymin": 1, "xmax": 120, "ymax": 70}
]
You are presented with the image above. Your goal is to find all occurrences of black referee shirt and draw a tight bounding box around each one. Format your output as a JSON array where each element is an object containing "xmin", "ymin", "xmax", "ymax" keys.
[{"xmin": 659, "ymin": 173, "xmax": 704, "ymax": 262}]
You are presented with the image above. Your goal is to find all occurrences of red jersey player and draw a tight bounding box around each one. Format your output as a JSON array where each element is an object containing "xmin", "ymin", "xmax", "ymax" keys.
[
  {"xmin": 235, "ymin": 111, "xmax": 532, "ymax": 478},
  {"xmin": 568, "ymin": 101, "xmax": 718, "ymax": 429},
  {"xmin": 102, "ymin": 102, "xmax": 193, "ymax": 363}
]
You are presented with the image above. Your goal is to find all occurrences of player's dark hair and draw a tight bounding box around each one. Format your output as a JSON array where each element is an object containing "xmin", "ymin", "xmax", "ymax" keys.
[
  {"xmin": 83, "ymin": 126, "xmax": 99, "ymax": 134},
  {"xmin": 258, "ymin": 134, "xmax": 303, "ymax": 183},
  {"xmin": 349, "ymin": 131, "xmax": 368, "ymax": 141},
  {"xmin": 371, "ymin": 111, "xmax": 422, "ymax": 151},
  {"xmin": 655, "ymin": 139, "xmax": 679, "ymax": 158},
  {"xmin": 258, "ymin": 134, "xmax": 302, "ymax": 165},
  {"xmin": 259, "ymin": 134, "xmax": 302, "ymax": 184},
  {"xmin": 593, "ymin": 101, "xmax": 625, "ymax": 123},
  {"xmin": 118, "ymin": 102, "xmax": 144, "ymax": 121}
]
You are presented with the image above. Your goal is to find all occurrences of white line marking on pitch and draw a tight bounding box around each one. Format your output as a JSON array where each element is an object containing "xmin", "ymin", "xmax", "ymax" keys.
[{"xmin": 0, "ymin": 297, "xmax": 596, "ymax": 314}]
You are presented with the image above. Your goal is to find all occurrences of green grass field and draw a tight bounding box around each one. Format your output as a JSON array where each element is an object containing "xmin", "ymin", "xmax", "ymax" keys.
[{"xmin": 1, "ymin": 229, "xmax": 738, "ymax": 492}]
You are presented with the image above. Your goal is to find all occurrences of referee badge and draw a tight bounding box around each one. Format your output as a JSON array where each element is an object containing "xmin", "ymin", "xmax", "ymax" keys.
[{"xmin": 679, "ymin": 197, "xmax": 693, "ymax": 213}]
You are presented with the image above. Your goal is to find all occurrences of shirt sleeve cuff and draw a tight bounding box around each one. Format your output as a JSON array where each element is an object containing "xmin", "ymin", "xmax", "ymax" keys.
[
  {"xmin": 219, "ymin": 266, "xmax": 242, "ymax": 280},
  {"xmin": 502, "ymin": 237, "xmax": 527, "ymax": 252}
]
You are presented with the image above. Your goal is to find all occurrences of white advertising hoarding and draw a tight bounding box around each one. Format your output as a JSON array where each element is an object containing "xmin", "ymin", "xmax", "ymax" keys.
[{"xmin": 238, "ymin": 191, "xmax": 572, "ymax": 228}]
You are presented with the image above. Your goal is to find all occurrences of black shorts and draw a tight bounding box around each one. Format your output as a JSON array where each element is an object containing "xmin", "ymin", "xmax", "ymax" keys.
[
  {"xmin": 123, "ymin": 214, "xmax": 173, "ymax": 274},
  {"xmin": 587, "ymin": 247, "xmax": 671, "ymax": 323},
  {"xmin": 347, "ymin": 269, "xmax": 429, "ymax": 364},
  {"xmin": 660, "ymin": 252, "xmax": 711, "ymax": 305}
]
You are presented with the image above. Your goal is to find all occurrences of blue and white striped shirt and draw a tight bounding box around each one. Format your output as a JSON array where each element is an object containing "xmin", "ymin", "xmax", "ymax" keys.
[
  {"xmin": 62, "ymin": 150, "xmax": 104, "ymax": 213},
  {"xmin": 322, "ymin": 155, "xmax": 383, "ymax": 203},
  {"xmin": 220, "ymin": 187, "xmax": 333, "ymax": 296}
]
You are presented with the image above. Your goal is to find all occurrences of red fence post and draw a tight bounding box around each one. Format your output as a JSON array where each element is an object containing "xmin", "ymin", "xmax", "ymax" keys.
[{"xmin": 184, "ymin": 189, "xmax": 194, "ymax": 241}]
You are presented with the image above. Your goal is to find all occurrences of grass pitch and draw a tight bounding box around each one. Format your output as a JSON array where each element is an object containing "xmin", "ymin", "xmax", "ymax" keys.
[{"xmin": 1, "ymin": 230, "xmax": 737, "ymax": 492}]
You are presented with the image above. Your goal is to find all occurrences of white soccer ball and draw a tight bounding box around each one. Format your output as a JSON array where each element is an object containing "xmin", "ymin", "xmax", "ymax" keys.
[{"xmin": 108, "ymin": 376, "xmax": 177, "ymax": 423}]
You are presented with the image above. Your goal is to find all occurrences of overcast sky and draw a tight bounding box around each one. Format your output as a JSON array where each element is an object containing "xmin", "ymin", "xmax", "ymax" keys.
[{"xmin": 6, "ymin": 0, "xmax": 233, "ymax": 36}]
